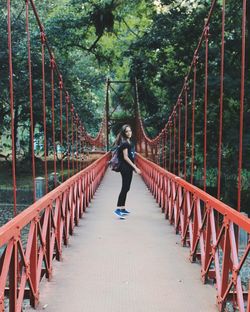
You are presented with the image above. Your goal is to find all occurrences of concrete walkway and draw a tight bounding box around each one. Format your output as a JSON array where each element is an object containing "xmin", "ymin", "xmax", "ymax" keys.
[{"xmin": 27, "ymin": 169, "xmax": 217, "ymax": 312}]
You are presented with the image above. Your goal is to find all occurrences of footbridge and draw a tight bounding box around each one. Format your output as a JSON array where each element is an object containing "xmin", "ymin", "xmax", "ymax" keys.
[{"xmin": 0, "ymin": 0, "xmax": 250, "ymax": 311}]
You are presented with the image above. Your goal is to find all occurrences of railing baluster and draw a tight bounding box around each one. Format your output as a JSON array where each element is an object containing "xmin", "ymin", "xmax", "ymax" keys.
[{"xmin": 136, "ymin": 154, "xmax": 250, "ymax": 310}]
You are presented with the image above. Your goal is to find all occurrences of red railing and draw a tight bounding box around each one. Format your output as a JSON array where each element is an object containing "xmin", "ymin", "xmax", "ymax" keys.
[
  {"xmin": 0, "ymin": 153, "xmax": 110, "ymax": 312},
  {"xmin": 136, "ymin": 154, "xmax": 250, "ymax": 311}
]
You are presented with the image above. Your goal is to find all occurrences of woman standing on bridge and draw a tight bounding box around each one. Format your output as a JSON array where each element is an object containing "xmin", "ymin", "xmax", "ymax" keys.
[{"xmin": 114, "ymin": 125, "xmax": 141, "ymax": 219}]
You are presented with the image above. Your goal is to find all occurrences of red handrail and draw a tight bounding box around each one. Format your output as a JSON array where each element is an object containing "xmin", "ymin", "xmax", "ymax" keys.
[
  {"xmin": 0, "ymin": 153, "xmax": 110, "ymax": 311},
  {"xmin": 136, "ymin": 154, "xmax": 250, "ymax": 311}
]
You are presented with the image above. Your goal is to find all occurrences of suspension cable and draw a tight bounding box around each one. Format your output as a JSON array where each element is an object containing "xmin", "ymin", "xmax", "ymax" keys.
[
  {"xmin": 191, "ymin": 54, "xmax": 198, "ymax": 185},
  {"xmin": 75, "ymin": 115, "xmax": 79, "ymax": 172},
  {"xmin": 41, "ymin": 30, "xmax": 48, "ymax": 193},
  {"xmin": 59, "ymin": 75, "xmax": 64, "ymax": 182},
  {"xmin": 178, "ymin": 98, "xmax": 181, "ymax": 176},
  {"xmin": 8, "ymin": 0, "xmax": 17, "ymax": 216},
  {"xmin": 173, "ymin": 110, "xmax": 176, "ymax": 174},
  {"xmin": 169, "ymin": 119, "xmax": 172, "ymax": 172},
  {"xmin": 184, "ymin": 79, "xmax": 188, "ymax": 180},
  {"xmin": 51, "ymin": 57, "xmax": 57, "ymax": 188},
  {"xmin": 26, "ymin": 0, "xmax": 36, "ymax": 202},
  {"xmin": 203, "ymin": 23, "xmax": 209, "ymax": 192},
  {"xmin": 237, "ymin": 0, "xmax": 246, "ymax": 213},
  {"xmin": 71, "ymin": 105, "xmax": 74, "ymax": 176},
  {"xmin": 66, "ymin": 93, "xmax": 70, "ymax": 179},
  {"xmin": 217, "ymin": 0, "xmax": 225, "ymax": 200}
]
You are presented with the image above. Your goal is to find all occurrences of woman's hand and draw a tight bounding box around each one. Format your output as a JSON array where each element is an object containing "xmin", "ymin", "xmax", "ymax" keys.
[
  {"xmin": 123, "ymin": 148, "xmax": 141, "ymax": 174},
  {"xmin": 135, "ymin": 167, "xmax": 141, "ymax": 175}
]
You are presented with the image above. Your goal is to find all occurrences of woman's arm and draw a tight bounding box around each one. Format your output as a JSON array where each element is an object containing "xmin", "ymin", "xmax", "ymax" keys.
[{"xmin": 123, "ymin": 148, "xmax": 141, "ymax": 174}]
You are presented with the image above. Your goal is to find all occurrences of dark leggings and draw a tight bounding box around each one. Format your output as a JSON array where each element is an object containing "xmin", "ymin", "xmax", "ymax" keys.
[{"xmin": 117, "ymin": 169, "xmax": 133, "ymax": 207}]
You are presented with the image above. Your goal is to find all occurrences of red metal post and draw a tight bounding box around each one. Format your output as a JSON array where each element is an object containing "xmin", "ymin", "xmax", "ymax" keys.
[
  {"xmin": 9, "ymin": 241, "xmax": 18, "ymax": 310},
  {"xmin": 30, "ymin": 221, "xmax": 39, "ymax": 307}
]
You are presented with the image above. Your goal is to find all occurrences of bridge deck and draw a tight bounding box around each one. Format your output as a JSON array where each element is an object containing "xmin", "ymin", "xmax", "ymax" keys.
[{"xmin": 27, "ymin": 169, "xmax": 217, "ymax": 312}]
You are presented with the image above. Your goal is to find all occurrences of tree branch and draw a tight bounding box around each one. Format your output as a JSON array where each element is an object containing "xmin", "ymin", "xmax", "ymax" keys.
[
  {"xmin": 65, "ymin": 43, "xmax": 111, "ymax": 64},
  {"xmin": 122, "ymin": 18, "xmax": 140, "ymax": 38},
  {"xmin": 88, "ymin": 34, "xmax": 103, "ymax": 51}
]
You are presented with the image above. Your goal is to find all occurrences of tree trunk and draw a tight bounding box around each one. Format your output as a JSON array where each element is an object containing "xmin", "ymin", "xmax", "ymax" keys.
[{"xmin": 28, "ymin": 120, "xmax": 36, "ymax": 160}]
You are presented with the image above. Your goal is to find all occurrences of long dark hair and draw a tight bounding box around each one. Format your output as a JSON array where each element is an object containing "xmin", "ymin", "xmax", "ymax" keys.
[{"xmin": 114, "ymin": 124, "xmax": 132, "ymax": 146}]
